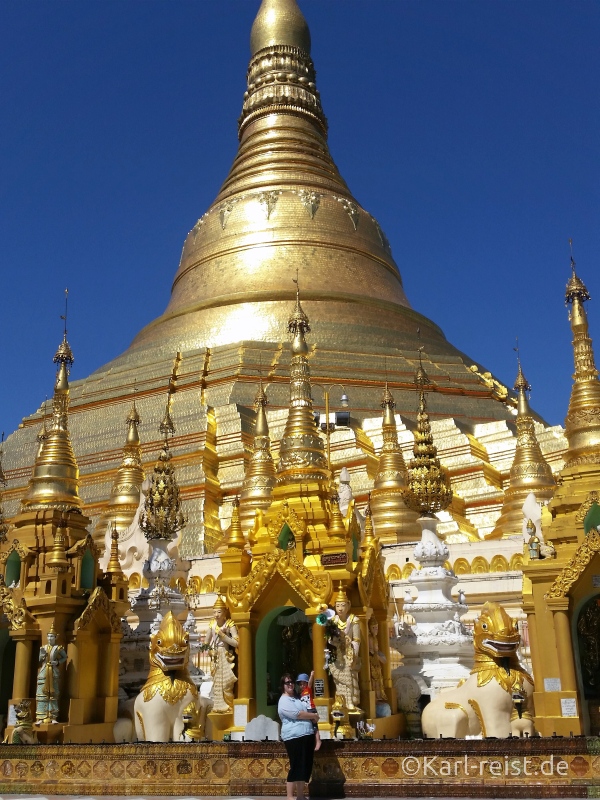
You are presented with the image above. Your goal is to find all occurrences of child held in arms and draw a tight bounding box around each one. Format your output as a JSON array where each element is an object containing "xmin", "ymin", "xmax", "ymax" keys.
[{"xmin": 296, "ymin": 671, "xmax": 321, "ymax": 751}]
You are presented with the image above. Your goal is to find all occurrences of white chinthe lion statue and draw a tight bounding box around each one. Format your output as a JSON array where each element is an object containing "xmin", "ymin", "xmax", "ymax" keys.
[{"xmin": 421, "ymin": 601, "xmax": 535, "ymax": 739}]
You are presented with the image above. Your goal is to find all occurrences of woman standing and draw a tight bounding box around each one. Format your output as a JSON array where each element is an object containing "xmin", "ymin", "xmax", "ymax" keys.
[{"xmin": 278, "ymin": 673, "xmax": 319, "ymax": 800}]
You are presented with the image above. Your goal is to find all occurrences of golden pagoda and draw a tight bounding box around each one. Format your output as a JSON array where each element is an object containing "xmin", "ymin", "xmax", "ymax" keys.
[
  {"xmin": 239, "ymin": 380, "xmax": 276, "ymax": 533},
  {"xmin": 95, "ymin": 397, "xmax": 145, "ymax": 546},
  {"xmin": 370, "ymin": 383, "xmax": 420, "ymax": 543},
  {"xmin": 404, "ymin": 363, "xmax": 453, "ymax": 517},
  {"xmin": 524, "ymin": 248, "xmax": 600, "ymax": 736},
  {"xmin": 0, "ymin": 330, "xmax": 124, "ymax": 743},
  {"xmin": 487, "ymin": 360, "xmax": 555, "ymax": 539},
  {"xmin": 214, "ymin": 291, "xmax": 401, "ymax": 741},
  {"xmin": 0, "ymin": 0, "xmax": 534, "ymax": 565}
]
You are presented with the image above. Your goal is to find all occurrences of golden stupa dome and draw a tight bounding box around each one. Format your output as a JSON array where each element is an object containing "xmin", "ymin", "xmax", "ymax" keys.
[{"xmin": 124, "ymin": 0, "xmax": 445, "ymax": 362}]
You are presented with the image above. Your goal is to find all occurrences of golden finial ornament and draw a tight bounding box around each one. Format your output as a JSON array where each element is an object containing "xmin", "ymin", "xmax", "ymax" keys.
[
  {"xmin": 563, "ymin": 241, "xmax": 600, "ymax": 465},
  {"xmin": 95, "ymin": 392, "xmax": 145, "ymax": 544},
  {"xmin": 139, "ymin": 392, "xmax": 185, "ymax": 542},
  {"xmin": 46, "ymin": 515, "xmax": 70, "ymax": 572},
  {"xmin": 213, "ymin": 595, "xmax": 228, "ymax": 611},
  {"xmin": 488, "ymin": 353, "xmax": 555, "ymax": 538},
  {"xmin": 277, "ymin": 277, "xmax": 329, "ymax": 485},
  {"xmin": 21, "ymin": 299, "xmax": 81, "ymax": 512},
  {"xmin": 363, "ymin": 498, "xmax": 375, "ymax": 546},
  {"xmin": 240, "ymin": 378, "xmax": 276, "ymax": 530},
  {"xmin": 370, "ymin": 382, "xmax": 420, "ymax": 543},
  {"xmin": 334, "ymin": 581, "xmax": 349, "ymax": 605},
  {"xmin": 105, "ymin": 524, "xmax": 123, "ymax": 576},
  {"xmin": 328, "ymin": 491, "xmax": 347, "ymax": 541},
  {"xmin": 225, "ymin": 498, "xmax": 245, "ymax": 550},
  {"xmin": 403, "ymin": 361, "xmax": 453, "ymax": 516},
  {"xmin": 250, "ymin": 0, "xmax": 311, "ymax": 56}
]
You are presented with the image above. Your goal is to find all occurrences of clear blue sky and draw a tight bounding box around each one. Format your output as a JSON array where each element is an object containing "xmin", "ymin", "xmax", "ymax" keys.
[{"xmin": 1, "ymin": 1, "xmax": 599, "ymax": 437}]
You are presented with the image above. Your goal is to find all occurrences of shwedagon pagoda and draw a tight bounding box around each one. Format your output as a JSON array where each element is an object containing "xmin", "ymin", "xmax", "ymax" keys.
[{"xmin": 0, "ymin": 1, "xmax": 599, "ymax": 796}]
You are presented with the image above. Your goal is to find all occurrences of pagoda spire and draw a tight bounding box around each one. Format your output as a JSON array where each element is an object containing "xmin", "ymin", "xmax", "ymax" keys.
[
  {"xmin": 239, "ymin": 379, "xmax": 276, "ymax": 531},
  {"xmin": 370, "ymin": 383, "xmax": 420, "ymax": 543},
  {"xmin": 488, "ymin": 357, "xmax": 555, "ymax": 538},
  {"xmin": 139, "ymin": 393, "xmax": 185, "ymax": 541},
  {"xmin": 250, "ymin": 0, "xmax": 311, "ymax": 56},
  {"xmin": 0, "ymin": 434, "xmax": 9, "ymax": 543},
  {"xmin": 276, "ymin": 277, "xmax": 329, "ymax": 485},
  {"xmin": 95, "ymin": 395, "xmax": 145, "ymax": 546},
  {"xmin": 403, "ymin": 364, "xmax": 453, "ymax": 517},
  {"xmin": 564, "ymin": 243, "xmax": 600, "ymax": 465},
  {"xmin": 22, "ymin": 312, "xmax": 81, "ymax": 511}
]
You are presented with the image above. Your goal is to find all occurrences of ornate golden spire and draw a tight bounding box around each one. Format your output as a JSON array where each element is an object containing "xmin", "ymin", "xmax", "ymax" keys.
[
  {"xmin": 250, "ymin": 0, "xmax": 311, "ymax": 56},
  {"xmin": 328, "ymin": 492, "xmax": 347, "ymax": 541},
  {"xmin": 22, "ymin": 319, "xmax": 81, "ymax": 512},
  {"xmin": 46, "ymin": 515, "xmax": 70, "ymax": 572},
  {"xmin": 225, "ymin": 498, "xmax": 245, "ymax": 550},
  {"xmin": 0, "ymin": 434, "xmax": 8, "ymax": 544},
  {"xmin": 488, "ymin": 358, "xmax": 555, "ymax": 538},
  {"xmin": 564, "ymin": 242, "xmax": 600, "ymax": 465},
  {"xmin": 243, "ymin": 0, "xmax": 324, "ymax": 139},
  {"xmin": 363, "ymin": 499, "xmax": 375, "ymax": 547},
  {"xmin": 139, "ymin": 395, "xmax": 185, "ymax": 541},
  {"xmin": 95, "ymin": 396, "xmax": 145, "ymax": 544},
  {"xmin": 370, "ymin": 383, "xmax": 420, "ymax": 542},
  {"xmin": 240, "ymin": 379, "xmax": 276, "ymax": 530},
  {"xmin": 404, "ymin": 364, "xmax": 453, "ymax": 516},
  {"xmin": 105, "ymin": 523, "xmax": 124, "ymax": 576},
  {"xmin": 276, "ymin": 279, "xmax": 329, "ymax": 485}
]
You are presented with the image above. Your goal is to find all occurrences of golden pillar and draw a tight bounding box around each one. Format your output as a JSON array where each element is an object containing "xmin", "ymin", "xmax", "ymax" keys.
[
  {"xmin": 11, "ymin": 635, "xmax": 34, "ymax": 701},
  {"xmin": 311, "ymin": 620, "xmax": 329, "ymax": 700},
  {"xmin": 358, "ymin": 614, "xmax": 374, "ymax": 719},
  {"xmin": 526, "ymin": 611, "xmax": 544, "ymax": 692},
  {"xmin": 235, "ymin": 614, "xmax": 253, "ymax": 703},
  {"xmin": 552, "ymin": 608, "xmax": 577, "ymax": 692}
]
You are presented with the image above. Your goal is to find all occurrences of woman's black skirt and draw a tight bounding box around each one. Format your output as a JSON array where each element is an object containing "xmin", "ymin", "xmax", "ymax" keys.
[{"xmin": 283, "ymin": 733, "xmax": 316, "ymax": 782}]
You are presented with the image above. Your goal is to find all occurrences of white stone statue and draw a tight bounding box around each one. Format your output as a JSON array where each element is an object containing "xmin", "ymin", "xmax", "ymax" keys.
[
  {"xmin": 421, "ymin": 602, "xmax": 534, "ymax": 739},
  {"xmin": 35, "ymin": 627, "xmax": 67, "ymax": 724},
  {"xmin": 133, "ymin": 611, "xmax": 198, "ymax": 742},
  {"xmin": 205, "ymin": 597, "xmax": 238, "ymax": 714},
  {"xmin": 327, "ymin": 584, "xmax": 362, "ymax": 713},
  {"xmin": 337, "ymin": 467, "xmax": 353, "ymax": 516}
]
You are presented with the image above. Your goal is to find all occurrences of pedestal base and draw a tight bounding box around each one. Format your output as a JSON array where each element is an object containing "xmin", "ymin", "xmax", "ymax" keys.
[{"xmin": 207, "ymin": 710, "xmax": 234, "ymax": 741}]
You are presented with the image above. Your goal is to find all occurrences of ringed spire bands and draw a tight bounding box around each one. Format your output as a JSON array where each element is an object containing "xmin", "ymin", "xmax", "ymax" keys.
[
  {"xmin": 124, "ymin": 0, "xmax": 461, "ymax": 363},
  {"xmin": 564, "ymin": 252, "xmax": 600, "ymax": 466}
]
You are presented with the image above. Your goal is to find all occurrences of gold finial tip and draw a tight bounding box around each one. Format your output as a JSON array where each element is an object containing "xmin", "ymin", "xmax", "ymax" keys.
[
  {"xmin": 565, "ymin": 248, "xmax": 590, "ymax": 305},
  {"xmin": 514, "ymin": 360, "xmax": 531, "ymax": 394},
  {"xmin": 53, "ymin": 333, "xmax": 74, "ymax": 367},
  {"xmin": 250, "ymin": 0, "xmax": 311, "ymax": 57},
  {"xmin": 381, "ymin": 383, "xmax": 395, "ymax": 409}
]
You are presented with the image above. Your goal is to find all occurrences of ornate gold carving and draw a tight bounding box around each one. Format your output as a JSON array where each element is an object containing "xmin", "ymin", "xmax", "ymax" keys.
[
  {"xmin": 73, "ymin": 587, "xmax": 122, "ymax": 634},
  {"xmin": 258, "ymin": 191, "xmax": 280, "ymax": 219},
  {"xmin": 227, "ymin": 547, "xmax": 330, "ymax": 612},
  {"xmin": 576, "ymin": 491, "xmax": 600, "ymax": 522},
  {"xmin": 445, "ymin": 701, "xmax": 468, "ymax": 717},
  {"xmin": 468, "ymin": 699, "xmax": 487, "ymax": 738},
  {"xmin": 337, "ymin": 197, "xmax": 359, "ymax": 230},
  {"xmin": 141, "ymin": 612, "xmax": 198, "ymax": 705},
  {"xmin": 545, "ymin": 529, "xmax": 600, "ymax": 600},
  {"xmin": 404, "ymin": 364, "xmax": 452, "ymax": 515},
  {"xmin": 297, "ymin": 190, "xmax": 321, "ymax": 219},
  {"xmin": 0, "ymin": 581, "xmax": 38, "ymax": 631}
]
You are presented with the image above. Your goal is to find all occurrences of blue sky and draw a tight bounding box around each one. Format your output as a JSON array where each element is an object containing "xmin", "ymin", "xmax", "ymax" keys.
[{"xmin": 1, "ymin": 1, "xmax": 599, "ymax": 436}]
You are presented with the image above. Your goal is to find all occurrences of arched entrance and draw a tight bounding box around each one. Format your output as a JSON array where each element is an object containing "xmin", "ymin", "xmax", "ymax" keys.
[
  {"xmin": 255, "ymin": 606, "xmax": 313, "ymax": 719},
  {"xmin": 576, "ymin": 593, "xmax": 600, "ymax": 734}
]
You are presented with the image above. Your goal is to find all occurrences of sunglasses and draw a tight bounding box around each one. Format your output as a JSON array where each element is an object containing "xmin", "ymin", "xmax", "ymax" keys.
[{"xmin": 284, "ymin": 680, "xmax": 294, "ymax": 685}]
